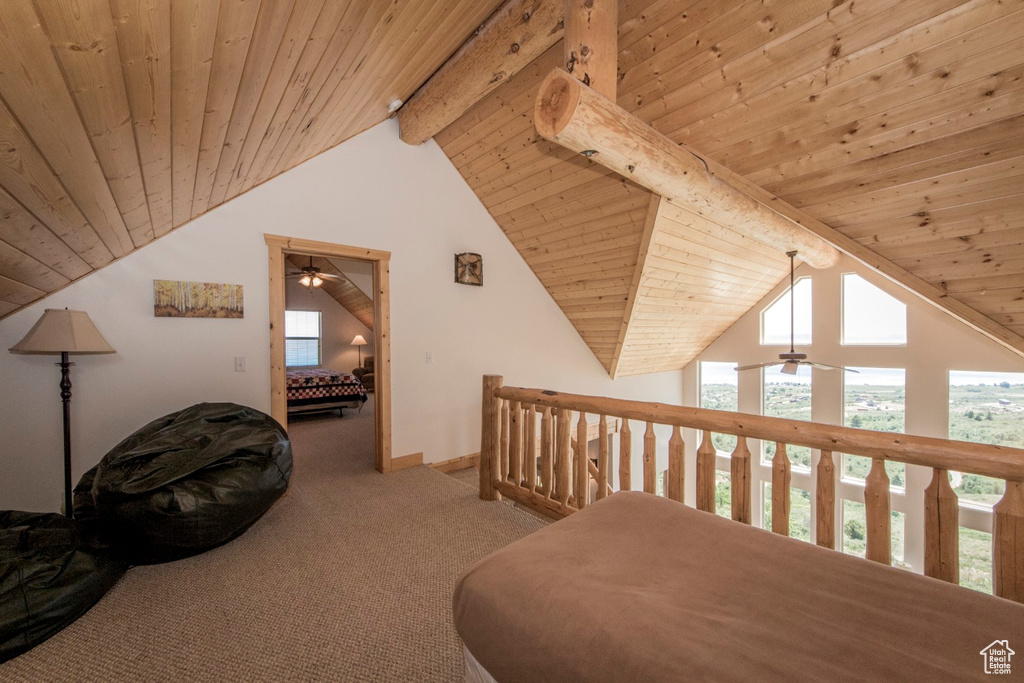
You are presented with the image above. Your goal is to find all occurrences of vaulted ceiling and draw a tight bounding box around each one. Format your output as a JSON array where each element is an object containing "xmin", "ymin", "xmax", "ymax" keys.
[
  {"xmin": 1, "ymin": 0, "xmax": 1021, "ymax": 377},
  {"xmin": 429, "ymin": 0, "xmax": 1024, "ymax": 374},
  {"xmin": 0, "ymin": 0, "xmax": 501, "ymax": 317}
]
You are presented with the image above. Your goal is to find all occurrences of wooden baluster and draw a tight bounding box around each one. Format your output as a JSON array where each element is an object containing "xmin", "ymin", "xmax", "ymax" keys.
[
  {"xmin": 499, "ymin": 400, "xmax": 510, "ymax": 482},
  {"xmin": 619, "ymin": 419, "xmax": 632, "ymax": 491},
  {"xmin": 523, "ymin": 405, "xmax": 537, "ymax": 491},
  {"xmin": 771, "ymin": 442, "xmax": 791, "ymax": 535},
  {"xmin": 643, "ymin": 422, "xmax": 657, "ymax": 494},
  {"xmin": 816, "ymin": 450, "xmax": 835, "ymax": 550},
  {"xmin": 555, "ymin": 408, "xmax": 571, "ymax": 507},
  {"xmin": 541, "ymin": 407, "xmax": 553, "ymax": 498},
  {"xmin": 479, "ymin": 375, "xmax": 502, "ymax": 501},
  {"xmin": 668, "ymin": 425, "xmax": 685, "ymax": 504},
  {"xmin": 508, "ymin": 401, "xmax": 521, "ymax": 487},
  {"xmin": 597, "ymin": 415, "xmax": 609, "ymax": 500},
  {"xmin": 575, "ymin": 411, "xmax": 589, "ymax": 508},
  {"xmin": 865, "ymin": 458, "xmax": 892, "ymax": 565},
  {"xmin": 696, "ymin": 430, "xmax": 716, "ymax": 513},
  {"xmin": 993, "ymin": 481, "xmax": 1024, "ymax": 603},
  {"xmin": 731, "ymin": 437, "xmax": 751, "ymax": 524},
  {"xmin": 924, "ymin": 467, "xmax": 958, "ymax": 583}
]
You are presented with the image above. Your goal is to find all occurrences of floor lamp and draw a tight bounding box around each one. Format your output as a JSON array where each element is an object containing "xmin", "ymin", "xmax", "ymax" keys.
[
  {"xmin": 9, "ymin": 308, "xmax": 116, "ymax": 518},
  {"xmin": 351, "ymin": 334, "xmax": 367, "ymax": 367}
]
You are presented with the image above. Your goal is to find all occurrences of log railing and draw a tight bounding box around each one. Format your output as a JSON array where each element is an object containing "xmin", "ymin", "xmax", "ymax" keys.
[{"xmin": 479, "ymin": 375, "xmax": 1024, "ymax": 603}]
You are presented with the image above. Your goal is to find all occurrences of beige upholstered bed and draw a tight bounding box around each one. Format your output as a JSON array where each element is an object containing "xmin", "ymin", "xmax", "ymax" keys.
[{"xmin": 454, "ymin": 492, "xmax": 1023, "ymax": 682}]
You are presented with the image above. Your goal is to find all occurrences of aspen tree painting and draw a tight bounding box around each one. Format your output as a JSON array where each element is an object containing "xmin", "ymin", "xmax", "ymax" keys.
[{"xmin": 154, "ymin": 280, "xmax": 244, "ymax": 318}]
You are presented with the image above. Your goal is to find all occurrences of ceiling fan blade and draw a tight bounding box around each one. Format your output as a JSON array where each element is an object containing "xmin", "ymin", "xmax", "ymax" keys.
[
  {"xmin": 735, "ymin": 362, "xmax": 781, "ymax": 371},
  {"xmin": 805, "ymin": 362, "xmax": 859, "ymax": 372},
  {"xmin": 318, "ymin": 273, "xmax": 342, "ymax": 280}
]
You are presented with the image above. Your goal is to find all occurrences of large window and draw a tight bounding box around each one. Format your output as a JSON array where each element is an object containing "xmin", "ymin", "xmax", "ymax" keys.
[
  {"xmin": 761, "ymin": 277, "xmax": 811, "ymax": 345},
  {"xmin": 285, "ymin": 310, "xmax": 321, "ymax": 367},
  {"xmin": 843, "ymin": 367, "xmax": 906, "ymax": 488},
  {"xmin": 700, "ymin": 361, "xmax": 737, "ymax": 453},
  {"xmin": 763, "ymin": 364, "xmax": 812, "ymax": 469},
  {"xmin": 842, "ymin": 273, "xmax": 906, "ymax": 345}
]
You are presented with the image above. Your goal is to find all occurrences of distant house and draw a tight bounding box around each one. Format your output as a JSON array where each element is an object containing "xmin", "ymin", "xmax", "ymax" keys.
[
  {"xmin": 980, "ymin": 640, "xmax": 1015, "ymax": 675},
  {"xmin": 999, "ymin": 398, "xmax": 1012, "ymax": 406}
]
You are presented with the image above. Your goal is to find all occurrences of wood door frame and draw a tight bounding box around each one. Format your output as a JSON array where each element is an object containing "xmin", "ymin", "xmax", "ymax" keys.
[{"xmin": 265, "ymin": 234, "xmax": 392, "ymax": 473}]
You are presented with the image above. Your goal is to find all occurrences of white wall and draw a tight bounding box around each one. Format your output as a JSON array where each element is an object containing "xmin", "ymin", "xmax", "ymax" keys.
[
  {"xmin": 285, "ymin": 278, "xmax": 373, "ymax": 373},
  {"xmin": 678, "ymin": 252, "xmax": 1024, "ymax": 573},
  {"xmin": 0, "ymin": 119, "xmax": 682, "ymax": 513}
]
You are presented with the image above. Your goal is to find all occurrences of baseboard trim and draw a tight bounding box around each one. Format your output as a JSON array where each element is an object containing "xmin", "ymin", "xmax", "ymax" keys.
[
  {"xmin": 430, "ymin": 452, "xmax": 480, "ymax": 474},
  {"xmin": 390, "ymin": 452, "xmax": 423, "ymax": 472}
]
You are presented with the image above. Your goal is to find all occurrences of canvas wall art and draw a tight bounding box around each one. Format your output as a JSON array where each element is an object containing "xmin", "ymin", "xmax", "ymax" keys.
[{"xmin": 154, "ymin": 280, "xmax": 244, "ymax": 318}]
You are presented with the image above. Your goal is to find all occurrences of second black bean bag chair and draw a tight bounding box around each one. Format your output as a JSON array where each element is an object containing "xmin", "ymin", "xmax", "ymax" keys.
[
  {"xmin": 0, "ymin": 511, "xmax": 126, "ymax": 663},
  {"xmin": 74, "ymin": 402, "xmax": 292, "ymax": 564}
]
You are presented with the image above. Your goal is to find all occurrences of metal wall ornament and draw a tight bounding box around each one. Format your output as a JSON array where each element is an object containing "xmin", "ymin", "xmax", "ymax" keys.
[{"xmin": 455, "ymin": 252, "xmax": 483, "ymax": 286}]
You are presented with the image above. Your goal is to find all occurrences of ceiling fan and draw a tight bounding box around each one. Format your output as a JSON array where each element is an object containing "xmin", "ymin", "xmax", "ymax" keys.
[
  {"xmin": 286, "ymin": 256, "xmax": 343, "ymax": 289},
  {"xmin": 735, "ymin": 251, "xmax": 857, "ymax": 376}
]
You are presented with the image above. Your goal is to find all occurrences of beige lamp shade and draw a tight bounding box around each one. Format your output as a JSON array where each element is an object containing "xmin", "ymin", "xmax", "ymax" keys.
[
  {"xmin": 351, "ymin": 334, "xmax": 367, "ymax": 346},
  {"xmin": 9, "ymin": 308, "xmax": 116, "ymax": 355}
]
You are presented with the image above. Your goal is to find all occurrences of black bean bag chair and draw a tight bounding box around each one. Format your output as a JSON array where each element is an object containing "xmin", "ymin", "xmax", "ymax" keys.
[
  {"xmin": 74, "ymin": 402, "xmax": 292, "ymax": 564},
  {"xmin": 0, "ymin": 511, "xmax": 126, "ymax": 663}
]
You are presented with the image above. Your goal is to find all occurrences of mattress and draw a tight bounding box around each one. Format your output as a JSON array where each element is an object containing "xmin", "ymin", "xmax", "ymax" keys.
[
  {"xmin": 285, "ymin": 369, "xmax": 367, "ymax": 408},
  {"xmin": 453, "ymin": 492, "xmax": 1023, "ymax": 682}
]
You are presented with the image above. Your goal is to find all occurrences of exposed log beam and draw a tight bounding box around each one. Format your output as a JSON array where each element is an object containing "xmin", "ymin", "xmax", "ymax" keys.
[
  {"xmin": 535, "ymin": 68, "xmax": 1024, "ymax": 358},
  {"xmin": 398, "ymin": 0, "xmax": 563, "ymax": 146},
  {"xmin": 535, "ymin": 68, "xmax": 840, "ymax": 270},
  {"xmin": 563, "ymin": 0, "xmax": 617, "ymax": 100}
]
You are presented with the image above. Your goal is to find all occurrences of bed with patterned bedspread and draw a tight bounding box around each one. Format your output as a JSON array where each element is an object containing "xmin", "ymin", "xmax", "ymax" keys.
[{"xmin": 285, "ymin": 369, "xmax": 367, "ymax": 415}]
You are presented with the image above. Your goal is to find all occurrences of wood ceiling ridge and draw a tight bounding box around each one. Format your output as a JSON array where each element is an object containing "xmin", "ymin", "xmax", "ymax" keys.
[
  {"xmin": 672, "ymin": 0, "xmax": 1009, "ymax": 149},
  {"xmin": 749, "ymin": 88, "xmax": 1024, "ymax": 186},
  {"xmin": 721, "ymin": 48, "xmax": 1024, "ymax": 175}
]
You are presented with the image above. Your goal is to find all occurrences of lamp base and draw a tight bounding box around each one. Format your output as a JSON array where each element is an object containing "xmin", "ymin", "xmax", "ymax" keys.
[{"xmin": 57, "ymin": 352, "xmax": 74, "ymax": 518}]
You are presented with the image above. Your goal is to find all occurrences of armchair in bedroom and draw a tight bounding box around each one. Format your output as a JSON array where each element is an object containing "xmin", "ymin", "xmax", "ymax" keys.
[{"xmin": 352, "ymin": 356, "xmax": 374, "ymax": 392}]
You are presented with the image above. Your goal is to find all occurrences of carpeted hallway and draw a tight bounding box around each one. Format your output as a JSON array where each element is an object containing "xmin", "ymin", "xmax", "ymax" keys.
[{"xmin": 1, "ymin": 399, "xmax": 545, "ymax": 681}]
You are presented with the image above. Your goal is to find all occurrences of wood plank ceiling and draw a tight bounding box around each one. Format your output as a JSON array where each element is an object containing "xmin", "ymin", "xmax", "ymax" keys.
[
  {"xmin": 434, "ymin": 0, "xmax": 1024, "ymax": 375},
  {"xmin": 0, "ymin": 0, "xmax": 503, "ymax": 319}
]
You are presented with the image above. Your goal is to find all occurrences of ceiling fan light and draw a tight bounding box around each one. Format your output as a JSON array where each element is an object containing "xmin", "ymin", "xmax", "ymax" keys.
[
  {"xmin": 299, "ymin": 275, "xmax": 312, "ymax": 287},
  {"xmin": 781, "ymin": 361, "xmax": 799, "ymax": 375},
  {"xmin": 311, "ymin": 276, "xmax": 323, "ymax": 288}
]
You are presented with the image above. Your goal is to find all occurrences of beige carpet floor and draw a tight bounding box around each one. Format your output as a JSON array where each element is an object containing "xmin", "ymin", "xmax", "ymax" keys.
[{"xmin": 2, "ymin": 396, "xmax": 545, "ymax": 681}]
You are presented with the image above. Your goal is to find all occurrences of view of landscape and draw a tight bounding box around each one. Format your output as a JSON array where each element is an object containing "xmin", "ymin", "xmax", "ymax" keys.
[{"xmin": 696, "ymin": 366, "xmax": 1023, "ymax": 594}]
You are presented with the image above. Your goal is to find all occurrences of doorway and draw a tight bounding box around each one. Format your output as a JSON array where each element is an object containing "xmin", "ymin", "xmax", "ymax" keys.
[{"xmin": 265, "ymin": 234, "xmax": 392, "ymax": 472}]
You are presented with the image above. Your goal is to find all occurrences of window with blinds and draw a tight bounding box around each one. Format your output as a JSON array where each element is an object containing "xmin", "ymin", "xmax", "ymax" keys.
[{"xmin": 285, "ymin": 310, "xmax": 321, "ymax": 367}]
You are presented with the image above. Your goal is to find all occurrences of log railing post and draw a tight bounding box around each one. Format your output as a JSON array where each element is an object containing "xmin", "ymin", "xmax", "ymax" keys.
[
  {"xmin": 731, "ymin": 437, "xmax": 751, "ymax": 524},
  {"xmin": 816, "ymin": 450, "xmax": 835, "ymax": 549},
  {"xmin": 643, "ymin": 421, "xmax": 656, "ymax": 494},
  {"xmin": 541, "ymin": 407, "xmax": 553, "ymax": 498},
  {"xmin": 923, "ymin": 468, "xmax": 958, "ymax": 584},
  {"xmin": 480, "ymin": 375, "xmax": 502, "ymax": 501},
  {"xmin": 668, "ymin": 425, "xmax": 684, "ymax": 504},
  {"xmin": 865, "ymin": 458, "xmax": 892, "ymax": 565},
  {"xmin": 524, "ymin": 405, "xmax": 537, "ymax": 491},
  {"xmin": 500, "ymin": 400, "xmax": 510, "ymax": 482},
  {"xmin": 619, "ymin": 419, "xmax": 632, "ymax": 491},
  {"xmin": 555, "ymin": 408, "xmax": 571, "ymax": 506},
  {"xmin": 994, "ymin": 480, "xmax": 1024, "ymax": 603},
  {"xmin": 576, "ymin": 411, "xmax": 589, "ymax": 509},
  {"xmin": 772, "ymin": 443, "xmax": 791, "ymax": 535},
  {"xmin": 597, "ymin": 415, "xmax": 609, "ymax": 500},
  {"xmin": 509, "ymin": 401, "xmax": 522, "ymax": 486},
  {"xmin": 696, "ymin": 430, "xmax": 716, "ymax": 513}
]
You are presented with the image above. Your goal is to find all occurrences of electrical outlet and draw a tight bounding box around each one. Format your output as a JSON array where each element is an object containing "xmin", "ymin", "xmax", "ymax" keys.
[
  {"xmin": 235, "ymin": 356, "xmax": 246, "ymax": 372},
  {"xmin": 426, "ymin": 351, "xmax": 433, "ymax": 364}
]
